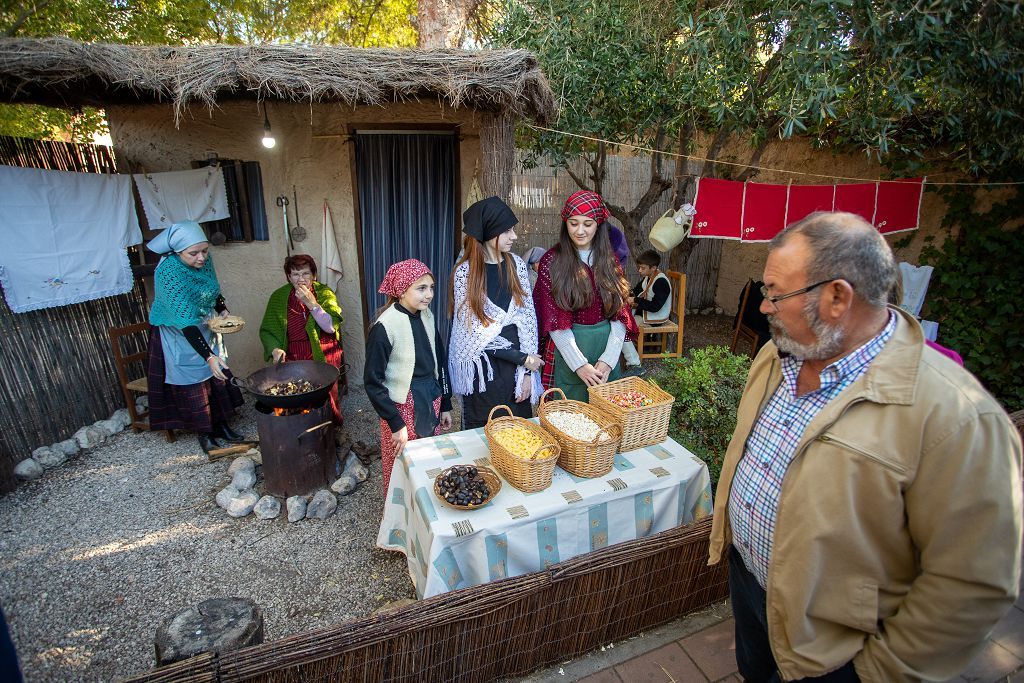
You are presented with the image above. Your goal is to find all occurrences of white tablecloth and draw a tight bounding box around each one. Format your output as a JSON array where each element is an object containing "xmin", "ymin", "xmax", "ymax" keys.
[{"xmin": 376, "ymin": 422, "xmax": 713, "ymax": 599}]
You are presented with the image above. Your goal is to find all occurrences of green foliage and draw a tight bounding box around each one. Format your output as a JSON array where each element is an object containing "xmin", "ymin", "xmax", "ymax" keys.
[
  {"xmin": 1, "ymin": 0, "xmax": 418, "ymax": 140},
  {"xmin": 492, "ymin": 0, "xmax": 1024, "ymax": 177},
  {"xmin": 2, "ymin": 0, "xmax": 418, "ymax": 45},
  {"xmin": 920, "ymin": 186, "xmax": 1024, "ymax": 411},
  {"xmin": 0, "ymin": 104, "xmax": 106, "ymax": 142},
  {"xmin": 654, "ymin": 346, "xmax": 751, "ymax": 486}
]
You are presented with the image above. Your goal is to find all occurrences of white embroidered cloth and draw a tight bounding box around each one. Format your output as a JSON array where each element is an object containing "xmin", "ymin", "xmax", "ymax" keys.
[
  {"xmin": 898, "ymin": 262, "xmax": 934, "ymax": 317},
  {"xmin": 133, "ymin": 167, "xmax": 229, "ymax": 229},
  {"xmin": 448, "ymin": 254, "xmax": 540, "ymax": 401},
  {"xmin": 0, "ymin": 165, "xmax": 142, "ymax": 313},
  {"xmin": 320, "ymin": 200, "xmax": 344, "ymax": 294}
]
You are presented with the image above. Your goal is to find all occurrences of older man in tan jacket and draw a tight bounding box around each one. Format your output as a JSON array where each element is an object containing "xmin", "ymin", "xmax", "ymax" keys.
[{"xmin": 708, "ymin": 212, "xmax": 1022, "ymax": 682}]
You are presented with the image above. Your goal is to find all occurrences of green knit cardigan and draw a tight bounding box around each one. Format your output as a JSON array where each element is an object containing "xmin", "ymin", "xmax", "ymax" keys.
[{"xmin": 258, "ymin": 281, "xmax": 343, "ymax": 362}]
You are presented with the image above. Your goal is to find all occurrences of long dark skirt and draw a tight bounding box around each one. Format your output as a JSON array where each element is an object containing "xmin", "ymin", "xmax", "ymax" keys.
[
  {"xmin": 462, "ymin": 356, "xmax": 531, "ymax": 430},
  {"xmin": 147, "ymin": 326, "xmax": 244, "ymax": 433}
]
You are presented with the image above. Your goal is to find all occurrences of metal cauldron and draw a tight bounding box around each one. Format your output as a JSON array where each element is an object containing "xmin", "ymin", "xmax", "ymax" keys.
[{"xmin": 231, "ymin": 360, "xmax": 340, "ymax": 409}]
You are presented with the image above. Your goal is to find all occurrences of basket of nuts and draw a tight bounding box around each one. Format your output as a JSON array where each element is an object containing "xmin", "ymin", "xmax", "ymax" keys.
[
  {"xmin": 538, "ymin": 388, "xmax": 622, "ymax": 478},
  {"xmin": 433, "ymin": 465, "xmax": 501, "ymax": 510},
  {"xmin": 588, "ymin": 376, "xmax": 674, "ymax": 451},
  {"xmin": 485, "ymin": 405, "xmax": 560, "ymax": 492}
]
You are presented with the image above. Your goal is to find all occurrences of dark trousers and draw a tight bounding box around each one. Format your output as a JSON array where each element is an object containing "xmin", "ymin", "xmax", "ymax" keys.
[{"xmin": 729, "ymin": 547, "xmax": 860, "ymax": 683}]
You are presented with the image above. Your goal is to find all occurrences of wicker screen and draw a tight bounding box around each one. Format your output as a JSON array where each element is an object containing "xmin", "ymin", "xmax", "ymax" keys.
[{"xmin": 122, "ymin": 516, "xmax": 727, "ymax": 683}]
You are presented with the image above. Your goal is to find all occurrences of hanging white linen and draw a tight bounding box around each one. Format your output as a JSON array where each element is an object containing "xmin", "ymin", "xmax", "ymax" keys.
[
  {"xmin": 320, "ymin": 200, "xmax": 344, "ymax": 294},
  {"xmin": 133, "ymin": 166, "xmax": 229, "ymax": 229},
  {"xmin": 898, "ymin": 262, "xmax": 934, "ymax": 317},
  {"xmin": 920, "ymin": 319, "xmax": 939, "ymax": 342},
  {"xmin": 0, "ymin": 165, "xmax": 142, "ymax": 313}
]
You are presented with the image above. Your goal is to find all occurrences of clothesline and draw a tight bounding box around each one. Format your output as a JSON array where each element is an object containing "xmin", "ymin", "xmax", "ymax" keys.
[{"xmin": 525, "ymin": 124, "xmax": 1024, "ymax": 187}]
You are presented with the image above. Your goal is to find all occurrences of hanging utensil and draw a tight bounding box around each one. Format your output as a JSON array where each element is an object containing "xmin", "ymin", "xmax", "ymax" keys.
[
  {"xmin": 290, "ymin": 185, "xmax": 307, "ymax": 243},
  {"xmin": 276, "ymin": 195, "xmax": 293, "ymax": 254},
  {"xmin": 209, "ymin": 228, "xmax": 227, "ymax": 246}
]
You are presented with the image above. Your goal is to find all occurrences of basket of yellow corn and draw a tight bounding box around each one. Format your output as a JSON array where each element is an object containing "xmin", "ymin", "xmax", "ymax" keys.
[{"xmin": 485, "ymin": 404, "xmax": 561, "ymax": 493}]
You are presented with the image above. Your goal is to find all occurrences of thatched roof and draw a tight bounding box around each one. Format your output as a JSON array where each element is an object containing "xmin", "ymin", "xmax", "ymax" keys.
[{"xmin": 0, "ymin": 37, "xmax": 557, "ymax": 125}]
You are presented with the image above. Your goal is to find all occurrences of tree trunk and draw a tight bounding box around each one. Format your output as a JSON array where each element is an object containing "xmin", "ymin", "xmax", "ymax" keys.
[{"xmin": 417, "ymin": 0, "xmax": 479, "ymax": 47}]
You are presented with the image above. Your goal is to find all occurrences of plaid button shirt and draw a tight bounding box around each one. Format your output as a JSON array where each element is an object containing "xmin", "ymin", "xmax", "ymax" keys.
[{"xmin": 728, "ymin": 312, "xmax": 897, "ymax": 587}]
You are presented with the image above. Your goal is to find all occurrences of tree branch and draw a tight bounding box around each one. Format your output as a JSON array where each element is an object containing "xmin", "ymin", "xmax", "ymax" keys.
[
  {"xmin": 4, "ymin": 0, "xmax": 52, "ymax": 37},
  {"xmin": 735, "ymin": 127, "xmax": 776, "ymax": 182},
  {"xmin": 564, "ymin": 165, "xmax": 591, "ymax": 192},
  {"xmin": 703, "ymin": 127, "xmax": 731, "ymax": 178}
]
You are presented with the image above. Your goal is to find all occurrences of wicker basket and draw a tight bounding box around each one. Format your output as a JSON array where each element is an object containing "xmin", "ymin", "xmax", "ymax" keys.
[
  {"xmin": 538, "ymin": 388, "xmax": 623, "ymax": 478},
  {"xmin": 588, "ymin": 376, "xmax": 674, "ymax": 451},
  {"xmin": 484, "ymin": 405, "xmax": 560, "ymax": 492},
  {"xmin": 433, "ymin": 465, "xmax": 502, "ymax": 511}
]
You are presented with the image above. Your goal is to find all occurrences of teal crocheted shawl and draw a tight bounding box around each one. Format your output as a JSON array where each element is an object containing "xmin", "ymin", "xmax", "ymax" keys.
[{"xmin": 148, "ymin": 254, "xmax": 221, "ymax": 329}]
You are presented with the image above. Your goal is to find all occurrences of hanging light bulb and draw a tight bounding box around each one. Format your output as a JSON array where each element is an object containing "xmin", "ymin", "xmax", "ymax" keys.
[{"xmin": 261, "ymin": 103, "xmax": 276, "ymax": 149}]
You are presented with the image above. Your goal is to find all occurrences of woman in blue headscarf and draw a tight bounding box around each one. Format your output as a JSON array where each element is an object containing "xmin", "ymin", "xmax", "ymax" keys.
[{"xmin": 146, "ymin": 221, "xmax": 247, "ymax": 453}]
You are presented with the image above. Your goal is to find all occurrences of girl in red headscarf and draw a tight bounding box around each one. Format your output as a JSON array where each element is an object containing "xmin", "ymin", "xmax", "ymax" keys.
[
  {"xmin": 533, "ymin": 191, "xmax": 638, "ymax": 402},
  {"xmin": 364, "ymin": 259, "xmax": 453, "ymax": 495}
]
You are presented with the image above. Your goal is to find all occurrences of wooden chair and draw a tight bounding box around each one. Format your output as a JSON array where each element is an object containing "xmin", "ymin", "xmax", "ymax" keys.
[
  {"xmin": 636, "ymin": 271, "xmax": 687, "ymax": 360},
  {"xmin": 730, "ymin": 280, "xmax": 769, "ymax": 357},
  {"xmin": 108, "ymin": 322, "xmax": 175, "ymax": 442}
]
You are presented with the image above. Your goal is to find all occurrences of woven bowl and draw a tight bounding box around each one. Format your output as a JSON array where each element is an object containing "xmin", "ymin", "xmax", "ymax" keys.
[
  {"xmin": 208, "ymin": 315, "xmax": 246, "ymax": 334},
  {"xmin": 433, "ymin": 465, "xmax": 502, "ymax": 511}
]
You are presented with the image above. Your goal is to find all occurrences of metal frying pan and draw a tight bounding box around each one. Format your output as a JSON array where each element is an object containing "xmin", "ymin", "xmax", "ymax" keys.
[{"xmin": 231, "ymin": 360, "xmax": 340, "ymax": 409}]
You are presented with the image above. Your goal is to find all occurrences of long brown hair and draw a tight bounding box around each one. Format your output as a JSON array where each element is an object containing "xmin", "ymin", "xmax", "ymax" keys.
[
  {"xmin": 550, "ymin": 221, "xmax": 630, "ymax": 317},
  {"xmin": 450, "ymin": 236, "xmax": 527, "ymax": 326}
]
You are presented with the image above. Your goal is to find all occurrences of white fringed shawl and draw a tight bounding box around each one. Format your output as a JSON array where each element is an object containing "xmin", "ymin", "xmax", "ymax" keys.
[{"xmin": 448, "ymin": 254, "xmax": 540, "ymax": 402}]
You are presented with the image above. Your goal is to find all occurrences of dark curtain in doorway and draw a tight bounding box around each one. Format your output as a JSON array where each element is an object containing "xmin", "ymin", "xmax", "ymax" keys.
[{"xmin": 354, "ymin": 133, "xmax": 457, "ymax": 344}]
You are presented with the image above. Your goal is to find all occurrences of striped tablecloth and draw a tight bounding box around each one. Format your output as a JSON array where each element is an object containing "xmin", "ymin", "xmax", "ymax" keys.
[{"xmin": 376, "ymin": 421, "xmax": 713, "ymax": 599}]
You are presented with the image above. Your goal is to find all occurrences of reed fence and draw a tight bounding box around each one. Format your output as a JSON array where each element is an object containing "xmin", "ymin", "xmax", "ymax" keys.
[
  {"xmin": 0, "ymin": 136, "xmax": 149, "ymax": 492},
  {"xmin": 509, "ymin": 151, "xmax": 678, "ymax": 286},
  {"xmin": 123, "ymin": 515, "xmax": 727, "ymax": 683}
]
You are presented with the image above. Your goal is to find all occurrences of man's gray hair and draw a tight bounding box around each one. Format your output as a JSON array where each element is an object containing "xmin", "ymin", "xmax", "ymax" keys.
[{"xmin": 770, "ymin": 212, "xmax": 897, "ymax": 308}]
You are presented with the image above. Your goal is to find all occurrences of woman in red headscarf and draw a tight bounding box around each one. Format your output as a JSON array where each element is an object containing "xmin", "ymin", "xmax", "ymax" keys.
[
  {"xmin": 364, "ymin": 259, "xmax": 453, "ymax": 494},
  {"xmin": 533, "ymin": 191, "xmax": 638, "ymax": 402}
]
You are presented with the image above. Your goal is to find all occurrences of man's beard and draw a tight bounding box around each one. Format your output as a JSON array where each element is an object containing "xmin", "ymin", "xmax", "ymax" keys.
[{"xmin": 768, "ymin": 296, "xmax": 845, "ymax": 361}]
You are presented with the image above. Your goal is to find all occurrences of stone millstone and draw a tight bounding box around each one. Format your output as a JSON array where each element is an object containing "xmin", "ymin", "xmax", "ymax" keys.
[{"xmin": 154, "ymin": 597, "xmax": 263, "ymax": 666}]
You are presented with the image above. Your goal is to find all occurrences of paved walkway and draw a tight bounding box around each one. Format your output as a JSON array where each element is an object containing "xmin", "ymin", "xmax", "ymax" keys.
[{"xmin": 521, "ymin": 583, "xmax": 1024, "ymax": 683}]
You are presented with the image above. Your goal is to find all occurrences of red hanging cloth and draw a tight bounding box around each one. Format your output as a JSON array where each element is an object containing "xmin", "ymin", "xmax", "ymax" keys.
[
  {"xmin": 741, "ymin": 182, "xmax": 789, "ymax": 242},
  {"xmin": 691, "ymin": 178, "xmax": 743, "ymax": 239}
]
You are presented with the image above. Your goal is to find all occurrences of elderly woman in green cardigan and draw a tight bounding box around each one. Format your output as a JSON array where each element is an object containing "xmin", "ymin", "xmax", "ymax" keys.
[{"xmin": 259, "ymin": 254, "xmax": 345, "ymax": 423}]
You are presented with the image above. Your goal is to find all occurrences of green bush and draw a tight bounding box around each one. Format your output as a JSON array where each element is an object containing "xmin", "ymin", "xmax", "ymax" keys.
[
  {"xmin": 653, "ymin": 346, "xmax": 751, "ymax": 487},
  {"xmin": 918, "ymin": 186, "xmax": 1023, "ymax": 412}
]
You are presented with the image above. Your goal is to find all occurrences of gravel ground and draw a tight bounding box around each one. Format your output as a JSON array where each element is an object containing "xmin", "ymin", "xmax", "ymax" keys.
[
  {"xmin": 0, "ymin": 392, "xmax": 415, "ymax": 682},
  {"xmin": 0, "ymin": 314, "xmax": 735, "ymax": 682}
]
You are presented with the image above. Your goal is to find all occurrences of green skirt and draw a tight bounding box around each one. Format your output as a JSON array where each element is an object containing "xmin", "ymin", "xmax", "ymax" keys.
[{"xmin": 552, "ymin": 320, "xmax": 622, "ymax": 403}]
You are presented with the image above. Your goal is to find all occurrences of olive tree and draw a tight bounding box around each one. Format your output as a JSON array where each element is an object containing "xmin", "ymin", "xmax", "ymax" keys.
[{"xmin": 493, "ymin": 0, "xmax": 1024, "ymax": 307}]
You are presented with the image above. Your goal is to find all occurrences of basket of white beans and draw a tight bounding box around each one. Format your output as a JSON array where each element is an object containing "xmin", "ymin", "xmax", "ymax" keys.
[{"xmin": 538, "ymin": 388, "xmax": 623, "ymax": 478}]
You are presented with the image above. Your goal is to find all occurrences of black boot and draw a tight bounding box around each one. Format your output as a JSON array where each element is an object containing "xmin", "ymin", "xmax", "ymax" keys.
[
  {"xmin": 198, "ymin": 432, "xmax": 224, "ymax": 454},
  {"xmin": 214, "ymin": 422, "xmax": 251, "ymax": 444}
]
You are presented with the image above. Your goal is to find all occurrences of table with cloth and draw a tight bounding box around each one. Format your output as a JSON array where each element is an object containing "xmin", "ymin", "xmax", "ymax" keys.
[{"xmin": 376, "ymin": 421, "xmax": 713, "ymax": 599}]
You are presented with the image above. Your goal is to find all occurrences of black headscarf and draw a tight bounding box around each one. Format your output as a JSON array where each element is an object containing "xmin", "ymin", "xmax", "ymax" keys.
[{"xmin": 462, "ymin": 196, "xmax": 518, "ymax": 243}]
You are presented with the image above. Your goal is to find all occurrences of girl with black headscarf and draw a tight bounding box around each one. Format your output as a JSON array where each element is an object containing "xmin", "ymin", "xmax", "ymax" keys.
[{"xmin": 448, "ymin": 197, "xmax": 544, "ymax": 430}]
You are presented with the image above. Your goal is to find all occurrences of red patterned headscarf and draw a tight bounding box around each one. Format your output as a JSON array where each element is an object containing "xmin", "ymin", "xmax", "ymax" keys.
[
  {"xmin": 561, "ymin": 190, "xmax": 609, "ymax": 224},
  {"xmin": 378, "ymin": 259, "xmax": 433, "ymax": 298}
]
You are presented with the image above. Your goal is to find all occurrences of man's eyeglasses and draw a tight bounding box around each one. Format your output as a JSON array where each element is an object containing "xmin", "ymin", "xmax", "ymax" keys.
[{"xmin": 760, "ymin": 279, "xmax": 835, "ymax": 309}]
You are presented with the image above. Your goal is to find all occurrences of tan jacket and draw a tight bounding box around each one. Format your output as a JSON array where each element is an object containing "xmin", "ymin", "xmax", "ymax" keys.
[{"xmin": 708, "ymin": 308, "xmax": 1022, "ymax": 682}]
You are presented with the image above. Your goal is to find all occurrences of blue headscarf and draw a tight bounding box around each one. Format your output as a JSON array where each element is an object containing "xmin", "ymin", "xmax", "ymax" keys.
[
  {"xmin": 147, "ymin": 221, "xmax": 221, "ymax": 329},
  {"xmin": 146, "ymin": 221, "xmax": 208, "ymax": 256}
]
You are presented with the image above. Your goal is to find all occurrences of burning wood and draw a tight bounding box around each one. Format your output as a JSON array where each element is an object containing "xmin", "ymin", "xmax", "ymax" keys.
[{"xmin": 272, "ymin": 407, "xmax": 313, "ymax": 417}]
